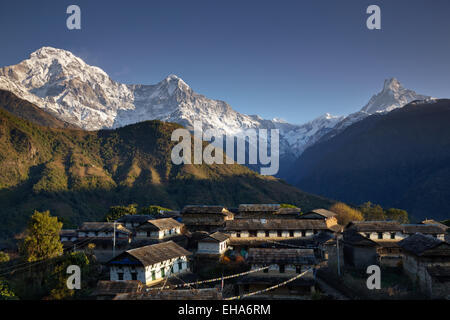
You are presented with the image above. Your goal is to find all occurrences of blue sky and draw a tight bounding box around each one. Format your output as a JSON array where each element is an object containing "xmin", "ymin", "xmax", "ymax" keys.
[{"xmin": 1, "ymin": 0, "xmax": 450, "ymax": 124}]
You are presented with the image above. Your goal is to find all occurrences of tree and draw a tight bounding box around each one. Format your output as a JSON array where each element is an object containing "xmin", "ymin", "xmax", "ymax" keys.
[
  {"xmin": 104, "ymin": 204, "xmax": 138, "ymax": 222},
  {"xmin": 20, "ymin": 210, "xmax": 63, "ymax": 262},
  {"xmin": 360, "ymin": 202, "xmax": 386, "ymax": 221},
  {"xmin": 0, "ymin": 252, "xmax": 9, "ymax": 263},
  {"xmin": 329, "ymin": 203, "xmax": 364, "ymax": 226},
  {"xmin": 385, "ymin": 208, "xmax": 409, "ymax": 223},
  {"xmin": 139, "ymin": 205, "xmax": 173, "ymax": 216},
  {"xmin": 280, "ymin": 204, "xmax": 299, "ymax": 209},
  {"xmin": 0, "ymin": 280, "xmax": 17, "ymax": 300}
]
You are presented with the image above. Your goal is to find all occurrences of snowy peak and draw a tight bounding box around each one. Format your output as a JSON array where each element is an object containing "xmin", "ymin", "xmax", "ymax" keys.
[
  {"xmin": 361, "ymin": 77, "xmax": 430, "ymax": 114},
  {"xmin": 382, "ymin": 77, "xmax": 402, "ymax": 92}
]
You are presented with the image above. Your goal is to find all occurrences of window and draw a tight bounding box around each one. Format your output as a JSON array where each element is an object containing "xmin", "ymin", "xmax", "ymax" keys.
[
  {"xmin": 263, "ymin": 268, "xmax": 268, "ymax": 273},
  {"xmin": 390, "ymin": 233, "xmax": 396, "ymax": 240},
  {"xmin": 265, "ymin": 231, "xmax": 270, "ymax": 237},
  {"xmin": 151, "ymin": 271, "xmax": 156, "ymax": 281},
  {"xmin": 277, "ymin": 231, "xmax": 282, "ymax": 237},
  {"xmin": 296, "ymin": 266, "xmax": 302, "ymax": 273},
  {"xmin": 178, "ymin": 262, "xmax": 183, "ymax": 271},
  {"xmin": 378, "ymin": 232, "xmax": 383, "ymax": 239},
  {"xmin": 365, "ymin": 233, "xmax": 371, "ymax": 238},
  {"xmin": 118, "ymin": 273, "xmax": 124, "ymax": 280},
  {"xmin": 131, "ymin": 273, "xmax": 137, "ymax": 280},
  {"xmin": 279, "ymin": 265, "xmax": 285, "ymax": 273},
  {"xmin": 313, "ymin": 230, "xmax": 318, "ymax": 235},
  {"xmin": 249, "ymin": 231, "xmax": 257, "ymax": 237},
  {"xmin": 161, "ymin": 268, "xmax": 165, "ymax": 277},
  {"xmin": 301, "ymin": 231, "xmax": 306, "ymax": 237},
  {"xmin": 146, "ymin": 231, "xmax": 151, "ymax": 237},
  {"xmin": 289, "ymin": 231, "xmax": 294, "ymax": 237},
  {"xmin": 236, "ymin": 232, "xmax": 241, "ymax": 238}
]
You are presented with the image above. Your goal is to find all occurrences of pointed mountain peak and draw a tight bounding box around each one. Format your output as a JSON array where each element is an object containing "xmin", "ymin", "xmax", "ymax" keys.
[
  {"xmin": 160, "ymin": 74, "xmax": 190, "ymax": 94},
  {"xmin": 361, "ymin": 78, "xmax": 430, "ymax": 114},
  {"xmin": 382, "ymin": 77, "xmax": 402, "ymax": 92}
]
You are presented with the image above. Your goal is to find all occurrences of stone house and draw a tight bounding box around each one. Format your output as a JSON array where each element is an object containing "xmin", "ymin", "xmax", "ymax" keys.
[
  {"xmin": 197, "ymin": 231, "xmax": 230, "ymax": 255},
  {"xmin": 134, "ymin": 218, "xmax": 183, "ymax": 240},
  {"xmin": 299, "ymin": 209, "xmax": 339, "ymax": 229},
  {"xmin": 342, "ymin": 230, "xmax": 403, "ymax": 269},
  {"xmin": 93, "ymin": 280, "xmax": 144, "ymax": 300},
  {"xmin": 235, "ymin": 248, "xmax": 316, "ymax": 298},
  {"xmin": 181, "ymin": 205, "xmax": 234, "ymax": 232},
  {"xmin": 77, "ymin": 222, "xmax": 132, "ymax": 241},
  {"xmin": 108, "ymin": 241, "xmax": 192, "ymax": 285},
  {"xmin": 116, "ymin": 215, "xmax": 155, "ymax": 231},
  {"xmin": 235, "ymin": 204, "xmax": 281, "ymax": 219},
  {"xmin": 225, "ymin": 218, "xmax": 335, "ymax": 241},
  {"xmin": 345, "ymin": 221, "xmax": 446, "ymax": 242},
  {"xmin": 398, "ymin": 233, "xmax": 450, "ymax": 298}
]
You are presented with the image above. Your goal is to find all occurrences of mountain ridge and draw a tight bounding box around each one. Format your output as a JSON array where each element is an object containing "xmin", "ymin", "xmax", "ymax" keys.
[{"xmin": 0, "ymin": 47, "xmax": 432, "ymax": 164}]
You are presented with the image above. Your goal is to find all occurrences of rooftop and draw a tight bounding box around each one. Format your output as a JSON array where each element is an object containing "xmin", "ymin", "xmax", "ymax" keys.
[
  {"xmin": 225, "ymin": 219, "xmax": 330, "ymax": 231},
  {"xmin": 79, "ymin": 222, "xmax": 131, "ymax": 234},
  {"xmin": 248, "ymin": 248, "xmax": 316, "ymax": 265},
  {"xmin": 181, "ymin": 205, "xmax": 230, "ymax": 214},
  {"xmin": 93, "ymin": 280, "xmax": 143, "ymax": 296},
  {"xmin": 398, "ymin": 233, "xmax": 449, "ymax": 256},
  {"xmin": 199, "ymin": 231, "xmax": 229, "ymax": 243},
  {"xmin": 136, "ymin": 218, "xmax": 183, "ymax": 231},
  {"xmin": 113, "ymin": 288, "xmax": 222, "ymax": 300},
  {"xmin": 300, "ymin": 209, "xmax": 337, "ymax": 219},
  {"xmin": 109, "ymin": 241, "xmax": 191, "ymax": 266},
  {"xmin": 238, "ymin": 204, "xmax": 281, "ymax": 212}
]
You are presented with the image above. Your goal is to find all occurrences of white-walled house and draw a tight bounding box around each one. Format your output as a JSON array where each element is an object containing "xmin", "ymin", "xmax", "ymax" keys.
[
  {"xmin": 197, "ymin": 232, "xmax": 230, "ymax": 255},
  {"xmin": 77, "ymin": 222, "xmax": 132, "ymax": 240},
  {"xmin": 225, "ymin": 219, "xmax": 336, "ymax": 240},
  {"xmin": 108, "ymin": 241, "xmax": 192, "ymax": 285},
  {"xmin": 134, "ymin": 218, "xmax": 183, "ymax": 240},
  {"xmin": 345, "ymin": 221, "xmax": 446, "ymax": 242},
  {"xmin": 60, "ymin": 229, "xmax": 78, "ymax": 242}
]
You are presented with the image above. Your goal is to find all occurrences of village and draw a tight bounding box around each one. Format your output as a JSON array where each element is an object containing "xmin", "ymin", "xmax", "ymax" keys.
[{"xmin": 56, "ymin": 204, "xmax": 450, "ymax": 300}]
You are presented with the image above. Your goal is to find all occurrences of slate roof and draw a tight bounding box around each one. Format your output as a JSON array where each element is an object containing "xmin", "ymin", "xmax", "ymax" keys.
[
  {"xmin": 109, "ymin": 241, "xmax": 191, "ymax": 266},
  {"xmin": 402, "ymin": 224, "xmax": 446, "ymax": 235},
  {"xmin": 238, "ymin": 204, "xmax": 280, "ymax": 212},
  {"xmin": 422, "ymin": 219, "xmax": 449, "ymax": 230},
  {"xmin": 247, "ymin": 248, "xmax": 316, "ymax": 265},
  {"xmin": 60, "ymin": 229, "xmax": 77, "ymax": 237},
  {"xmin": 79, "ymin": 222, "xmax": 131, "ymax": 234},
  {"xmin": 181, "ymin": 205, "xmax": 230, "ymax": 214},
  {"xmin": 117, "ymin": 215, "xmax": 155, "ymax": 224},
  {"xmin": 300, "ymin": 209, "xmax": 337, "ymax": 219},
  {"xmin": 136, "ymin": 218, "xmax": 183, "ymax": 231},
  {"xmin": 93, "ymin": 280, "xmax": 143, "ymax": 296},
  {"xmin": 398, "ymin": 233, "xmax": 449, "ymax": 256},
  {"xmin": 345, "ymin": 221, "xmax": 403, "ymax": 232},
  {"xmin": 343, "ymin": 230, "xmax": 378, "ymax": 247},
  {"xmin": 113, "ymin": 288, "xmax": 222, "ymax": 300},
  {"xmin": 225, "ymin": 219, "xmax": 329, "ymax": 231},
  {"xmin": 199, "ymin": 232, "xmax": 229, "ymax": 243}
]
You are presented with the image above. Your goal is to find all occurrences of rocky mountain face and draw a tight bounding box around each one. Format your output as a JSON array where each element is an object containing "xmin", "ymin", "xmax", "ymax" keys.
[{"xmin": 0, "ymin": 47, "xmax": 432, "ymax": 172}]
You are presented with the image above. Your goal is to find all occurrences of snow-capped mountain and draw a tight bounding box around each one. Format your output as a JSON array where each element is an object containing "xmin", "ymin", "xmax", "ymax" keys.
[{"xmin": 0, "ymin": 47, "xmax": 433, "ymax": 161}]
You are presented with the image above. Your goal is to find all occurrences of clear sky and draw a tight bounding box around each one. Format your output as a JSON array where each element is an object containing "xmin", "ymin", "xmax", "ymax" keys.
[{"xmin": 1, "ymin": 0, "xmax": 450, "ymax": 124}]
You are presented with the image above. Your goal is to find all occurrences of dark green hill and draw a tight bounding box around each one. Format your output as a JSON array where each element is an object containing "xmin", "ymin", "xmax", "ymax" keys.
[
  {"xmin": 292, "ymin": 99, "xmax": 450, "ymax": 221},
  {"xmin": 0, "ymin": 96, "xmax": 333, "ymax": 239},
  {"xmin": 0, "ymin": 90, "xmax": 78, "ymax": 129}
]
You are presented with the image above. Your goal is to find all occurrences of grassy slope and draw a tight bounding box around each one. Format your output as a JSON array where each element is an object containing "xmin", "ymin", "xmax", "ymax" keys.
[{"xmin": 0, "ymin": 107, "xmax": 333, "ymax": 239}]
